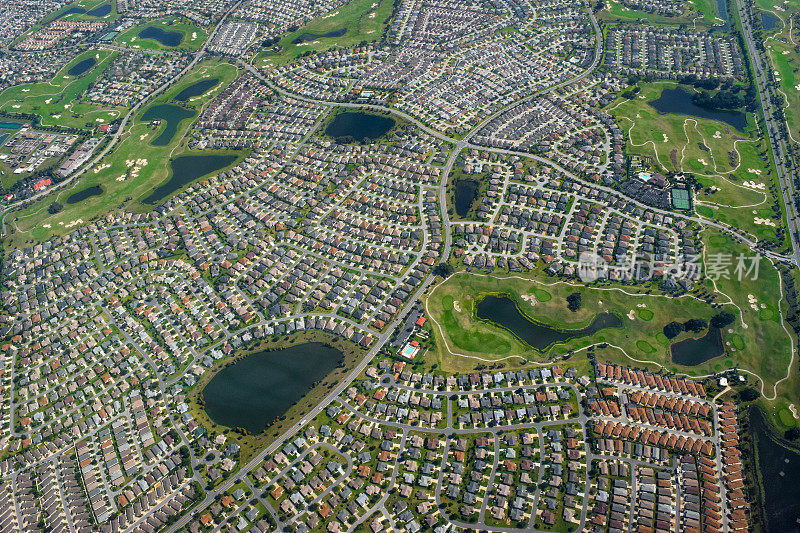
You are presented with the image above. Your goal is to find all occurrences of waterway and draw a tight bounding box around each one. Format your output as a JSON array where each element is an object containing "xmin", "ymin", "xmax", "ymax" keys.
[
  {"xmin": 202, "ymin": 343, "xmax": 344, "ymax": 433},
  {"xmin": 325, "ymin": 111, "xmax": 395, "ymax": 141},
  {"xmin": 68, "ymin": 57, "xmax": 96, "ymax": 76},
  {"xmin": 139, "ymin": 26, "xmax": 183, "ymax": 47},
  {"xmin": 139, "ymin": 104, "xmax": 195, "ymax": 146},
  {"xmin": 292, "ymin": 28, "xmax": 347, "ymax": 44},
  {"xmin": 142, "ymin": 153, "xmax": 238, "ymax": 205},
  {"xmin": 475, "ymin": 294, "xmax": 622, "ymax": 351},
  {"xmin": 750, "ymin": 406, "xmax": 800, "ymax": 532},
  {"xmin": 669, "ymin": 326, "xmax": 725, "ymax": 366},
  {"xmin": 649, "ymin": 87, "xmax": 747, "ymax": 131},
  {"xmin": 454, "ymin": 179, "xmax": 479, "ymax": 217},
  {"xmin": 174, "ymin": 78, "xmax": 219, "ymax": 101},
  {"xmin": 66, "ymin": 185, "xmax": 102, "ymax": 204}
]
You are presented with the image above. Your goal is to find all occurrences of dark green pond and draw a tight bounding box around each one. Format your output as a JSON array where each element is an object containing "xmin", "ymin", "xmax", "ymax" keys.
[
  {"xmin": 476, "ymin": 295, "xmax": 622, "ymax": 351},
  {"xmin": 140, "ymin": 104, "xmax": 195, "ymax": 146},
  {"xmin": 650, "ymin": 88, "xmax": 747, "ymax": 131},
  {"xmin": 142, "ymin": 153, "xmax": 237, "ymax": 205},
  {"xmin": 202, "ymin": 343, "xmax": 344, "ymax": 433},
  {"xmin": 761, "ymin": 11, "xmax": 779, "ymax": 31},
  {"xmin": 750, "ymin": 406, "xmax": 800, "ymax": 532},
  {"xmin": 66, "ymin": 185, "xmax": 102, "ymax": 204},
  {"xmin": 325, "ymin": 112, "xmax": 395, "ymax": 141},
  {"xmin": 139, "ymin": 26, "xmax": 183, "ymax": 47},
  {"xmin": 454, "ymin": 179, "xmax": 479, "ymax": 217},
  {"xmin": 55, "ymin": 3, "xmax": 110, "ymax": 19},
  {"xmin": 292, "ymin": 28, "xmax": 347, "ymax": 44},
  {"xmin": 670, "ymin": 326, "xmax": 724, "ymax": 366},
  {"xmin": 175, "ymin": 78, "xmax": 219, "ymax": 101},
  {"xmin": 68, "ymin": 57, "xmax": 96, "ymax": 76}
]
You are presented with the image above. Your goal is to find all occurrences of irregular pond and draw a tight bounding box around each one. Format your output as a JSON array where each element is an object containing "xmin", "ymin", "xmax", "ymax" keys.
[
  {"xmin": 139, "ymin": 26, "xmax": 183, "ymax": 47},
  {"xmin": 139, "ymin": 104, "xmax": 195, "ymax": 146},
  {"xmin": 292, "ymin": 28, "xmax": 347, "ymax": 44},
  {"xmin": 750, "ymin": 406, "xmax": 800, "ymax": 532},
  {"xmin": 174, "ymin": 78, "xmax": 219, "ymax": 101},
  {"xmin": 68, "ymin": 57, "xmax": 96, "ymax": 76},
  {"xmin": 325, "ymin": 111, "xmax": 395, "ymax": 141},
  {"xmin": 669, "ymin": 326, "xmax": 724, "ymax": 366},
  {"xmin": 714, "ymin": 0, "xmax": 730, "ymax": 30},
  {"xmin": 202, "ymin": 343, "xmax": 344, "ymax": 433},
  {"xmin": 649, "ymin": 87, "xmax": 747, "ymax": 131},
  {"xmin": 142, "ymin": 153, "xmax": 238, "ymax": 205},
  {"xmin": 66, "ymin": 185, "xmax": 102, "ymax": 204},
  {"xmin": 761, "ymin": 11, "xmax": 779, "ymax": 31},
  {"xmin": 454, "ymin": 179, "xmax": 479, "ymax": 217},
  {"xmin": 86, "ymin": 3, "xmax": 111, "ymax": 16},
  {"xmin": 476, "ymin": 294, "xmax": 622, "ymax": 351}
]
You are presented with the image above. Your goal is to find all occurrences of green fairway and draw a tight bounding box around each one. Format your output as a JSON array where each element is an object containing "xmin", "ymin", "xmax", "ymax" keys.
[
  {"xmin": 599, "ymin": 0, "xmax": 716, "ymax": 26},
  {"xmin": 254, "ymin": 0, "xmax": 395, "ymax": 68},
  {"xmin": 5, "ymin": 61, "xmax": 242, "ymax": 247},
  {"xmin": 424, "ymin": 271, "xmax": 763, "ymax": 377},
  {"xmin": 607, "ymin": 82, "xmax": 788, "ymax": 249},
  {"xmin": 116, "ymin": 17, "xmax": 208, "ymax": 51},
  {"xmin": 0, "ymin": 49, "xmax": 125, "ymax": 130}
]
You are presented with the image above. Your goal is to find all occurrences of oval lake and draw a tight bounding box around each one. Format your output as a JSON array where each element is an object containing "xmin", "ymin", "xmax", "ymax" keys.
[
  {"xmin": 139, "ymin": 26, "xmax": 183, "ymax": 47},
  {"xmin": 67, "ymin": 185, "xmax": 103, "ymax": 204},
  {"xmin": 325, "ymin": 112, "xmax": 395, "ymax": 141},
  {"xmin": 202, "ymin": 343, "xmax": 344, "ymax": 433},
  {"xmin": 68, "ymin": 57, "xmax": 97, "ymax": 76},
  {"xmin": 175, "ymin": 78, "xmax": 219, "ymax": 101}
]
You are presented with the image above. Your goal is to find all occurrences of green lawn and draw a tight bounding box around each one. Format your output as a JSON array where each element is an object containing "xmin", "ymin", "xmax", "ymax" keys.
[
  {"xmin": 4, "ymin": 60, "xmax": 242, "ymax": 248},
  {"xmin": 253, "ymin": 0, "xmax": 396, "ymax": 68},
  {"xmin": 599, "ymin": 0, "xmax": 716, "ymax": 27},
  {"xmin": 606, "ymin": 82, "xmax": 789, "ymax": 250},
  {"xmin": 0, "ymin": 49, "xmax": 126, "ymax": 130},
  {"xmin": 115, "ymin": 16, "xmax": 208, "ymax": 51},
  {"xmin": 424, "ymin": 271, "xmax": 764, "ymax": 378}
]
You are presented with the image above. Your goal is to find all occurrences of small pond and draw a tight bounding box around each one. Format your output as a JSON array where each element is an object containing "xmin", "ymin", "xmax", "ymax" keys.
[
  {"xmin": 86, "ymin": 3, "xmax": 111, "ymax": 16},
  {"xmin": 750, "ymin": 406, "xmax": 800, "ymax": 532},
  {"xmin": 454, "ymin": 179, "xmax": 479, "ymax": 218},
  {"xmin": 761, "ymin": 11, "xmax": 780, "ymax": 31},
  {"xmin": 202, "ymin": 343, "xmax": 344, "ymax": 433},
  {"xmin": 292, "ymin": 28, "xmax": 347, "ymax": 44},
  {"xmin": 0, "ymin": 122, "xmax": 21, "ymax": 130},
  {"xmin": 68, "ymin": 57, "xmax": 96, "ymax": 76},
  {"xmin": 142, "ymin": 153, "xmax": 238, "ymax": 205},
  {"xmin": 476, "ymin": 294, "xmax": 622, "ymax": 351},
  {"xmin": 669, "ymin": 326, "xmax": 724, "ymax": 366},
  {"xmin": 714, "ymin": 0, "xmax": 730, "ymax": 30},
  {"xmin": 174, "ymin": 78, "xmax": 219, "ymax": 101},
  {"xmin": 139, "ymin": 104, "xmax": 195, "ymax": 146},
  {"xmin": 66, "ymin": 185, "xmax": 103, "ymax": 204},
  {"xmin": 325, "ymin": 111, "xmax": 395, "ymax": 141},
  {"xmin": 649, "ymin": 87, "xmax": 747, "ymax": 131},
  {"xmin": 139, "ymin": 26, "xmax": 183, "ymax": 47}
]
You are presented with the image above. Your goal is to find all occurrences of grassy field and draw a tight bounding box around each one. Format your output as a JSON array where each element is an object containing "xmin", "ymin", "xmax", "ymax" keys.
[
  {"xmin": 4, "ymin": 60, "xmax": 242, "ymax": 248},
  {"xmin": 253, "ymin": 0, "xmax": 396, "ymax": 68},
  {"xmin": 0, "ymin": 49, "xmax": 126, "ymax": 130},
  {"xmin": 186, "ymin": 331, "xmax": 368, "ymax": 466},
  {"xmin": 763, "ymin": 11, "xmax": 800, "ymax": 142},
  {"xmin": 606, "ymin": 81, "xmax": 789, "ymax": 249},
  {"xmin": 598, "ymin": 0, "xmax": 717, "ymax": 27},
  {"xmin": 424, "ymin": 269, "xmax": 794, "ymax": 396},
  {"xmin": 115, "ymin": 16, "xmax": 208, "ymax": 51}
]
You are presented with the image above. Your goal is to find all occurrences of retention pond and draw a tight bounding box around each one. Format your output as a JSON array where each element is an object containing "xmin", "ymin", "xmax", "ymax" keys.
[
  {"xmin": 202, "ymin": 343, "xmax": 344, "ymax": 433},
  {"xmin": 476, "ymin": 295, "xmax": 622, "ymax": 351}
]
